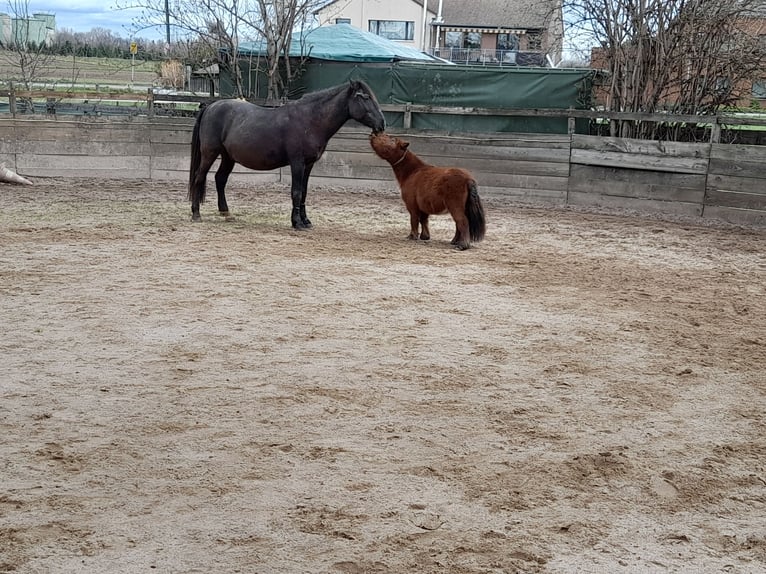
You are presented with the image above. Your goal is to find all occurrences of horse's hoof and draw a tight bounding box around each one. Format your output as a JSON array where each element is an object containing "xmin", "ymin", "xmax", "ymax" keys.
[
  {"xmin": 454, "ymin": 244, "xmax": 470, "ymax": 251},
  {"xmin": 420, "ymin": 235, "xmax": 430, "ymax": 241},
  {"xmin": 219, "ymin": 210, "xmax": 231, "ymax": 217},
  {"xmin": 302, "ymin": 219, "xmax": 313, "ymax": 228},
  {"xmin": 191, "ymin": 215, "xmax": 202, "ymax": 222}
]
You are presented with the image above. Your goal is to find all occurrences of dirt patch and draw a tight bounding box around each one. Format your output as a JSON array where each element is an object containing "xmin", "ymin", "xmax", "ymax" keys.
[{"xmin": 1, "ymin": 178, "xmax": 765, "ymax": 573}]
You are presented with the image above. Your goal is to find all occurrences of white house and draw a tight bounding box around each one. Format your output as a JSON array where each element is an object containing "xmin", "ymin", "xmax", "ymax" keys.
[
  {"xmin": 314, "ymin": 0, "xmax": 437, "ymax": 52},
  {"xmin": 314, "ymin": 0, "xmax": 563, "ymax": 66}
]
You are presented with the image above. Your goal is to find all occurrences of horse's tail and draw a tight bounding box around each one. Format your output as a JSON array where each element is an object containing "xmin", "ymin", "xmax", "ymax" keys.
[
  {"xmin": 188, "ymin": 104, "xmax": 207, "ymax": 203},
  {"xmin": 465, "ymin": 180, "xmax": 486, "ymax": 242}
]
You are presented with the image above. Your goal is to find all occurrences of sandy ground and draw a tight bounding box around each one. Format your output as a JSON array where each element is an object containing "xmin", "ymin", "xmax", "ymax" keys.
[{"xmin": 1, "ymin": 178, "xmax": 765, "ymax": 574}]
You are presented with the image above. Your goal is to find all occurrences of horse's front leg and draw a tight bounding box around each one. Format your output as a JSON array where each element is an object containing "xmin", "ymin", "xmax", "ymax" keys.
[
  {"xmin": 290, "ymin": 163, "xmax": 310, "ymax": 230},
  {"xmin": 215, "ymin": 154, "xmax": 235, "ymax": 218},
  {"xmin": 298, "ymin": 162, "xmax": 315, "ymax": 228}
]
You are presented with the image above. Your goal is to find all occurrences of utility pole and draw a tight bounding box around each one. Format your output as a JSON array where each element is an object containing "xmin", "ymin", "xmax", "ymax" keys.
[{"xmin": 165, "ymin": 0, "xmax": 171, "ymax": 44}]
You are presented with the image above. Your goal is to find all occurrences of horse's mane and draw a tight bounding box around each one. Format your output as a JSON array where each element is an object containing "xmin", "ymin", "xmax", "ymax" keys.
[{"xmin": 287, "ymin": 81, "xmax": 372, "ymax": 106}]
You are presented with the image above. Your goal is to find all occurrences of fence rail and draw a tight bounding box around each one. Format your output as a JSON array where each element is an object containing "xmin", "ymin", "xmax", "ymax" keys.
[{"xmin": 3, "ymin": 88, "xmax": 766, "ymax": 144}]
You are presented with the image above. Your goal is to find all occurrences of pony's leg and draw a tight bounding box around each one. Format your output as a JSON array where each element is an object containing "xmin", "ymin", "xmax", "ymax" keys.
[
  {"xmin": 419, "ymin": 212, "xmax": 431, "ymax": 241},
  {"xmin": 450, "ymin": 214, "xmax": 471, "ymax": 250},
  {"xmin": 215, "ymin": 153, "xmax": 235, "ymax": 217},
  {"xmin": 407, "ymin": 210, "xmax": 420, "ymax": 240},
  {"xmin": 298, "ymin": 163, "xmax": 314, "ymax": 227}
]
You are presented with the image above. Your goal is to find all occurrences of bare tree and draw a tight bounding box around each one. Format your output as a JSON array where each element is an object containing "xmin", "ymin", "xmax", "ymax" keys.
[
  {"xmin": 118, "ymin": 0, "xmax": 322, "ymax": 99},
  {"xmin": 564, "ymin": 0, "xmax": 766, "ymax": 139},
  {"xmin": 0, "ymin": 0, "xmax": 55, "ymax": 94}
]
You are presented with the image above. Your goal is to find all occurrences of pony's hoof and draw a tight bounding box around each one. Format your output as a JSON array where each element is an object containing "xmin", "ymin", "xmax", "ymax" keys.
[
  {"xmin": 420, "ymin": 235, "xmax": 430, "ymax": 241},
  {"xmin": 191, "ymin": 215, "xmax": 202, "ymax": 222},
  {"xmin": 454, "ymin": 244, "xmax": 470, "ymax": 251}
]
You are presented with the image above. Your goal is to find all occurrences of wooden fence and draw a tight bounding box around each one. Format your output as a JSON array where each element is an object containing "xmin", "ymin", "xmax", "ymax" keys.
[{"xmin": 0, "ymin": 114, "xmax": 765, "ymax": 227}]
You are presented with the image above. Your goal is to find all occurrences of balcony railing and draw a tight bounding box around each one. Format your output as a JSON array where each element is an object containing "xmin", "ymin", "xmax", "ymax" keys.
[{"xmin": 428, "ymin": 48, "xmax": 546, "ymax": 67}]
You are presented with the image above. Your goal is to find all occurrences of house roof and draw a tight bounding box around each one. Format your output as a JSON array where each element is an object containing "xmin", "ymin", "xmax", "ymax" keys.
[
  {"xmin": 237, "ymin": 24, "xmax": 441, "ymax": 63},
  {"xmin": 438, "ymin": 0, "xmax": 556, "ymax": 30}
]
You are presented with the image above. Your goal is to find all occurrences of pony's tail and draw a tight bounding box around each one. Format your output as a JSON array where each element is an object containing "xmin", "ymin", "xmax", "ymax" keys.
[
  {"xmin": 188, "ymin": 104, "xmax": 207, "ymax": 203},
  {"xmin": 465, "ymin": 180, "xmax": 486, "ymax": 242}
]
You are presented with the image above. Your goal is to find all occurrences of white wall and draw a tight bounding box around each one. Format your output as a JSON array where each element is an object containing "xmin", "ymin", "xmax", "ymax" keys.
[{"xmin": 315, "ymin": 0, "xmax": 435, "ymax": 51}]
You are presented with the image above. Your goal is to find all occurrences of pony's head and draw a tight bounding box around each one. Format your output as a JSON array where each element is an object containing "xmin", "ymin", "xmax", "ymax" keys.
[
  {"xmin": 348, "ymin": 80, "xmax": 385, "ymax": 134},
  {"xmin": 370, "ymin": 132, "xmax": 409, "ymax": 165}
]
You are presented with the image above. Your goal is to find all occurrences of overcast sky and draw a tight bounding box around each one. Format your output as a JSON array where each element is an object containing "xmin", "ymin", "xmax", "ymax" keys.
[{"xmin": 7, "ymin": 1, "xmax": 165, "ymax": 39}]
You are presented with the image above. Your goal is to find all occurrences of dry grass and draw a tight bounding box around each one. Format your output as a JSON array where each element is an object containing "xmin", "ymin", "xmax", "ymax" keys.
[{"xmin": 0, "ymin": 49, "xmax": 159, "ymax": 90}]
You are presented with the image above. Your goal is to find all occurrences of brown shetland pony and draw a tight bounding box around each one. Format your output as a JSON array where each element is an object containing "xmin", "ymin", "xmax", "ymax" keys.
[{"xmin": 370, "ymin": 132, "xmax": 486, "ymax": 250}]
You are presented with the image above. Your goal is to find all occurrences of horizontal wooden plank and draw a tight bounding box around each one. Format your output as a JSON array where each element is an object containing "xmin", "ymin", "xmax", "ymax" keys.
[
  {"xmin": 573, "ymin": 134, "xmax": 710, "ymax": 158},
  {"xmin": 571, "ymin": 148, "xmax": 708, "ymax": 174},
  {"xmin": 710, "ymin": 143, "xmax": 766, "ymax": 163},
  {"xmin": 568, "ymin": 190, "xmax": 704, "ymax": 218},
  {"xmin": 18, "ymin": 153, "xmax": 148, "ymax": 169},
  {"xmin": 708, "ymin": 158, "xmax": 766, "ymax": 180},
  {"xmin": 12, "ymin": 141, "xmax": 152, "ymax": 156},
  {"xmin": 569, "ymin": 165, "xmax": 706, "ymax": 203},
  {"xmin": 704, "ymin": 189, "xmax": 766, "ymax": 210},
  {"xmin": 702, "ymin": 205, "xmax": 766, "ymax": 227},
  {"xmin": 327, "ymin": 137, "xmax": 571, "ymax": 163},
  {"xmin": 706, "ymin": 174, "xmax": 766, "ymax": 195},
  {"xmin": 482, "ymin": 186, "xmax": 567, "ymax": 205}
]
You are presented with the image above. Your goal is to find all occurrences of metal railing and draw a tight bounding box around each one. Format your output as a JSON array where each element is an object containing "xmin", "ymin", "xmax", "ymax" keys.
[{"xmin": 428, "ymin": 48, "xmax": 546, "ymax": 67}]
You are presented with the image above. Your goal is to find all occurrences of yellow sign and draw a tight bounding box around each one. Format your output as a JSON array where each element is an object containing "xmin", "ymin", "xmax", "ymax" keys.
[{"xmin": 130, "ymin": 42, "xmax": 137, "ymax": 54}]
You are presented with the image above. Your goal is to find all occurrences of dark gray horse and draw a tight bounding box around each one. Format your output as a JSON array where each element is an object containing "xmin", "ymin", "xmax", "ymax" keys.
[{"xmin": 188, "ymin": 80, "xmax": 385, "ymax": 228}]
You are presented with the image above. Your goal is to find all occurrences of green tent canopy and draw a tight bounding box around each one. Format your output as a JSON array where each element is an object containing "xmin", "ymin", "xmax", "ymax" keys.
[{"xmin": 237, "ymin": 23, "xmax": 444, "ymax": 63}]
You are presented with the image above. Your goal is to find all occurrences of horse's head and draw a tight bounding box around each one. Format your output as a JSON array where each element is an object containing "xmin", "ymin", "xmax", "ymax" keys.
[
  {"xmin": 348, "ymin": 80, "xmax": 385, "ymax": 134},
  {"xmin": 369, "ymin": 132, "xmax": 409, "ymax": 165}
]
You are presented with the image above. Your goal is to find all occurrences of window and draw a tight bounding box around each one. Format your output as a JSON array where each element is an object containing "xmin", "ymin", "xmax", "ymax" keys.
[
  {"xmin": 465, "ymin": 32, "xmax": 481, "ymax": 49},
  {"xmin": 445, "ymin": 31, "xmax": 482, "ymax": 48},
  {"xmin": 335, "ymin": 18, "xmax": 351, "ymax": 24},
  {"xmin": 753, "ymin": 79, "xmax": 766, "ymax": 99},
  {"xmin": 527, "ymin": 31, "xmax": 542, "ymax": 51},
  {"xmin": 368, "ymin": 20, "xmax": 415, "ymax": 41},
  {"xmin": 497, "ymin": 33, "xmax": 518, "ymax": 51},
  {"xmin": 445, "ymin": 31, "xmax": 463, "ymax": 48}
]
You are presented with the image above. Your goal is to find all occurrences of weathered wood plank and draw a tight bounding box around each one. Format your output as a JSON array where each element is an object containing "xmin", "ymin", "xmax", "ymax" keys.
[
  {"xmin": 710, "ymin": 143, "xmax": 766, "ymax": 163},
  {"xmin": 568, "ymin": 190, "xmax": 704, "ymax": 218},
  {"xmin": 17, "ymin": 154, "xmax": 151, "ymax": 178},
  {"xmin": 703, "ymin": 205, "xmax": 766, "ymax": 227},
  {"xmin": 704, "ymin": 189, "xmax": 766, "ymax": 210},
  {"xmin": 569, "ymin": 164, "xmax": 706, "ymax": 203},
  {"xmin": 11, "ymin": 140, "xmax": 152, "ymax": 156},
  {"xmin": 708, "ymin": 158, "xmax": 766, "ymax": 180},
  {"xmin": 481, "ymin": 186, "xmax": 567, "ymax": 205},
  {"xmin": 706, "ymin": 174, "xmax": 766, "ymax": 195},
  {"xmin": 571, "ymin": 148, "xmax": 708, "ymax": 174},
  {"xmin": 573, "ymin": 134, "xmax": 709, "ymax": 158}
]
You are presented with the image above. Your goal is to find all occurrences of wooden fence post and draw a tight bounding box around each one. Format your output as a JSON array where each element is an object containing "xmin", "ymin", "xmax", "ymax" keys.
[
  {"xmin": 710, "ymin": 116, "xmax": 721, "ymax": 144},
  {"xmin": 147, "ymin": 88, "xmax": 154, "ymax": 118},
  {"xmin": 9, "ymin": 82, "xmax": 16, "ymax": 118}
]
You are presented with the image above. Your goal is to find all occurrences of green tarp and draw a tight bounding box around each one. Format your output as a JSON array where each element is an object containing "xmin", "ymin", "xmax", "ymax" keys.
[{"xmin": 223, "ymin": 61, "xmax": 594, "ymax": 133}]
